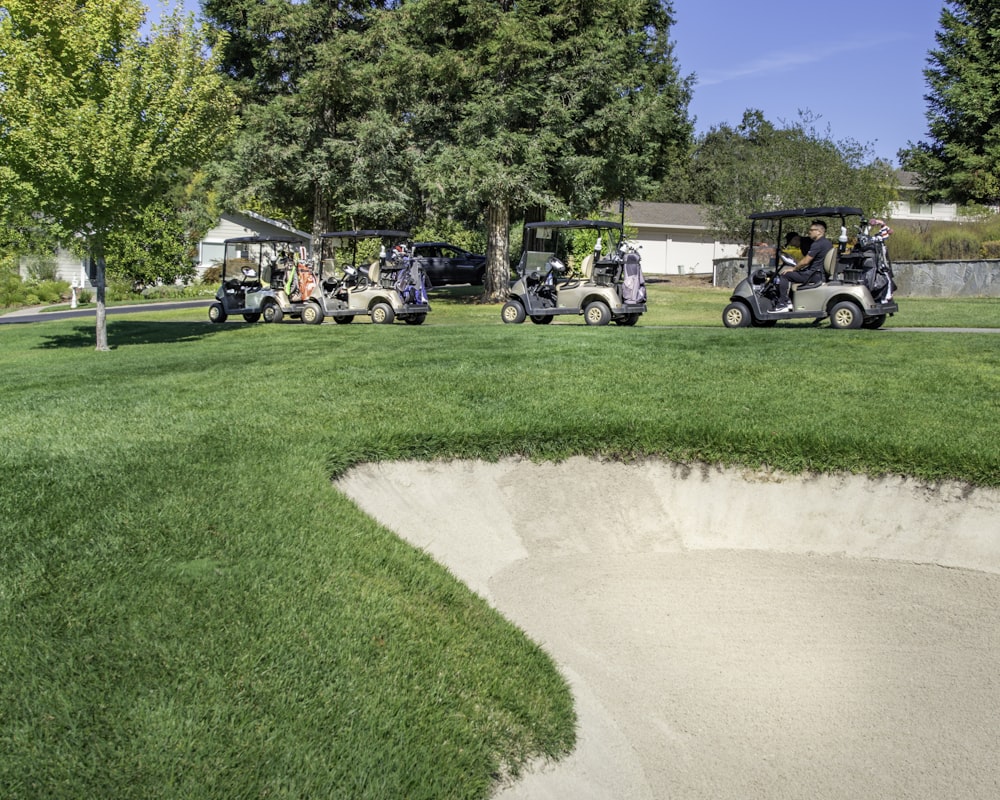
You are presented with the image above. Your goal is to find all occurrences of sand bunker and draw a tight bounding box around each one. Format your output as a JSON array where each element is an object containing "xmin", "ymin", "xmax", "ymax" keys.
[{"xmin": 337, "ymin": 458, "xmax": 1000, "ymax": 799}]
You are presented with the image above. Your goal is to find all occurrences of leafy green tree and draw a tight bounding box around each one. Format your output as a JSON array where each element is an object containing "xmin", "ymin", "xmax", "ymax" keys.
[
  {"xmin": 393, "ymin": 0, "xmax": 693, "ymax": 300},
  {"xmin": 689, "ymin": 110, "xmax": 897, "ymax": 242},
  {"xmin": 898, "ymin": 0, "xmax": 1000, "ymax": 205},
  {"xmin": 0, "ymin": 1, "xmax": 237, "ymax": 349}
]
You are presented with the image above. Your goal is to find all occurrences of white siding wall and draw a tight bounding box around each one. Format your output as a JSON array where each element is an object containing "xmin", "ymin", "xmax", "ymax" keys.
[{"xmin": 633, "ymin": 228, "xmax": 741, "ymax": 275}]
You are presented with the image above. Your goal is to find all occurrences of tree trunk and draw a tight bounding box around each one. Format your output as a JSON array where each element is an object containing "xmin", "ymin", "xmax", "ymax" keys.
[
  {"xmin": 481, "ymin": 201, "xmax": 510, "ymax": 303},
  {"xmin": 93, "ymin": 235, "xmax": 109, "ymax": 352},
  {"xmin": 311, "ymin": 184, "xmax": 329, "ymax": 259}
]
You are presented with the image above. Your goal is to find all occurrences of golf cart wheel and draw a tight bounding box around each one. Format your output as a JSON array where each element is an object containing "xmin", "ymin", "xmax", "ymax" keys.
[
  {"xmin": 530, "ymin": 314, "xmax": 552, "ymax": 325},
  {"xmin": 301, "ymin": 302, "xmax": 324, "ymax": 325},
  {"xmin": 829, "ymin": 301, "xmax": 863, "ymax": 329},
  {"xmin": 208, "ymin": 302, "xmax": 227, "ymax": 323},
  {"xmin": 722, "ymin": 302, "xmax": 751, "ymax": 328},
  {"xmin": 370, "ymin": 303, "xmax": 395, "ymax": 324},
  {"xmin": 333, "ymin": 315, "xmax": 353, "ymax": 324},
  {"xmin": 262, "ymin": 302, "xmax": 283, "ymax": 324},
  {"xmin": 404, "ymin": 314, "xmax": 427, "ymax": 325},
  {"xmin": 501, "ymin": 301, "xmax": 526, "ymax": 324},
  {"xmin": 862, "ymin": 314, "xmax": 887, "ymax": 330},
  {"xmin": 584, "ymin": 301, "xmax": 611, "ymax": 326},
  {"xmin": 615, "ymin": 313, "xmax": 639, "ymax": 326},
  {"xmin": 242, "ymin": 312, "xmax": 261, "ymax": 323}
]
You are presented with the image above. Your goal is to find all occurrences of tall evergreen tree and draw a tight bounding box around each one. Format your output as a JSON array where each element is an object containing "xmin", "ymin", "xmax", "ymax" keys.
[
  {"xmin": 393, "ymin": 0, "xmax": 693, "ymax": 301},
  {"xmin": 898, "ymin": 0, "xmax": 1000, "ymax": 205}
]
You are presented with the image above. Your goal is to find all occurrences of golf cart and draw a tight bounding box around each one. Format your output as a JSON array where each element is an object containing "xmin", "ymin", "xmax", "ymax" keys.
[
  {"xmin": 723, "ymin": 207, "xmax": 899, "ymax": 329},
  {"xmin": 501, "ymin": 220, "xmax": 647, "ymax": 326},
  {"xmin": 208, "ymin": 235, "xmax": 314, "ymax": 324},
  {"xmin": 300, "ymin": 230, "xmax": 431, "ymax": 325}
]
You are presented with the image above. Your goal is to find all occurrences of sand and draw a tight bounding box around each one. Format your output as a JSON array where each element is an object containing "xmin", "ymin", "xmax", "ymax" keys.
[{"xmin": 336, "ymin": 458, "xmax": 1000, "ymax": 799}]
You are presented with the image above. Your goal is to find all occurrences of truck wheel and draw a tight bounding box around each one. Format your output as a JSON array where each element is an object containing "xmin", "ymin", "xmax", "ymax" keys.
[
  {"xmin": 584, "ymin": 301, "xmax": 611, "ymax": 326},
  {"xmin": 208, "ymin": 302, "xmax": 227, "ymax": 323},
  {"xmin": 501, "ymin": 301, "xmax": 526, "ymax": 324},
  {"xmin": 830, "ymin": 301, "xmax": 863, "ymax": 329},
  {"xmin": 722, "ymin": 302, "xmax": 751, "ymax": 328}
]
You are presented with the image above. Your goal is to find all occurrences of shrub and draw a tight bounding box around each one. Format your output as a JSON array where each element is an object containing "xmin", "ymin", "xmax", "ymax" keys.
[
  {"xmin": 200, "ymin": 264, "xmax": 223, "ymax": 284},
  {"xmin": 930, "ymin": 229, "xmax": 980, "ymax": 260},
  {"xmin": 980, "ymin": 241, "xmax": 1000, "ymax": 259}
]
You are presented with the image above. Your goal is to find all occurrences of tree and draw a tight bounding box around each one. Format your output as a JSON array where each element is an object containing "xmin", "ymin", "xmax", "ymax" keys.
[
  {"xmin": 392, "ymin": 0, "xmax": 694, "ymax": 301},
  {"xmin": 203, "ymin": 0, "xmax": 409, "ymax": 238},
  {"xmin": 898, "ymin": 0, "xmax": 1000, "ymax": 205},
  {"xmin": 0, "ymin": 1, "xmax": 237, "ymax": 349},
  {"xmin": 688, "ymin": 110, "xmax": 897, "ymax": 242}
]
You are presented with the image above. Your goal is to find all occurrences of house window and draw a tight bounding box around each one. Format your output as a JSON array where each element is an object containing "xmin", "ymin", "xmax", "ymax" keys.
[
  {"xmin": 909, "ymin": 201, "xmax": 934, "ymax": 216},
  {"xmin": 200, "ymin": 243, "xmax": 225, "ymax": 266}
]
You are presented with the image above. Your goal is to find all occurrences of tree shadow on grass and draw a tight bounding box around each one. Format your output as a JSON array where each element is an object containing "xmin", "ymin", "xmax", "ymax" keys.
[{"xmin": 36, "ymin": 320, "xmax": 246, "ymax": 349}]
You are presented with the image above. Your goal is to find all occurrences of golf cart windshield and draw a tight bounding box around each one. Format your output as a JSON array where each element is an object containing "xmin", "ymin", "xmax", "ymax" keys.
[
  {"xmin": 223, "ymin": 236, "xmax": 306, "ymax": 282},
  {"xmin": 521, "ymin": 221, "xmax": 623, "ymax": 274}
]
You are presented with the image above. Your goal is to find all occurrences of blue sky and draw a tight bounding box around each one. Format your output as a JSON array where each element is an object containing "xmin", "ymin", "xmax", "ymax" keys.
[
  {"xmin": 671, "ymin": 1, "xmax": 944, "ymax": 165},
  {"xmin": 156, "ymin": 0, "xmax": 943, "ymax": 166}
]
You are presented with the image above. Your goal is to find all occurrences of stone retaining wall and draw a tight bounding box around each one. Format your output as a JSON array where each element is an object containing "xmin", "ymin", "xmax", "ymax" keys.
[{"xmin": 712, "ymin": 258, "xmax": 1000, "ymax": 297}]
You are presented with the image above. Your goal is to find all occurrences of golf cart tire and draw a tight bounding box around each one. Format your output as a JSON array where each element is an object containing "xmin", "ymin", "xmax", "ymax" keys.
[
  {"xmin": 830, "ymin": 301, "xmax": 863, "ymax": 329},
  {"xmin": 371, "ymin": 303, "xmax": 395, "ymax": 324},
  {"xmin": 501, "ymin": 301, "xmax": 526, "ymax": 324},
  {"xmin": 584, "ymin": 301, "xmax": 611, "ymax": 326},
  {"xmin": 403, "ymin": 314, "xmax": 427, "ymax": 325},
  {"xmin": 530, "ymin": 314, "xmax": 553, "ymax": 325},
  {"xmin": 615, "ymin": 313, "xmax": 639, "ymax": 326},
  {"xmin": 242, "ymin": 312, "xmax": 261, "ymax": 323},
  {"xmin": 862, "ymin": 314, "xmax": 887, "ymax": 330},
  {"xmin": 208, "ymin": 302, "xmax": 227, "ymax": 324},
  {"xmin": 301, "ymin": 302, "xmax": 324, "ymax": 325},
  {"xmin": 333, "ymin": 315, "xmax": 353, "ymax": 324},
  {"xmin": 263, "ymin": 302, "xmax": 283, "ymax": 324},
  {"xmin": 722, "ymin": 302, "xmax": 752, "ymax": 328}
]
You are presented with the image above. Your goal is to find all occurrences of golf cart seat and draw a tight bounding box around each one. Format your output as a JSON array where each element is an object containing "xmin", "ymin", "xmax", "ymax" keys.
[
  {"xmin": 822, "ymin": 246, "xmax": 837, "ymax": 281},
  {"xmin": 368, "ymin": 262, "xmax": 381, "ymax": 285},
  {"xmin": 580, "ymin": 253, "xmax": 595, "ymax": 281}
]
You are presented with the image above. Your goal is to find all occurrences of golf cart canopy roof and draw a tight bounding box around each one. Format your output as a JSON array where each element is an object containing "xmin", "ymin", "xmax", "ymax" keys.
[
  {"xmin": 224, "ymin": 235, "xmax": 306, "ymax": 244},
  {"xmin": 524, "ymin": 220, "xmax": 624, "ymax": 231},
  {"xmin": 748, "ymin": 207, "xmax": 864, "ymax": 221},
  {"xmin": 319, "ymin": 230, "xmax": 411, "ymax": 239}
]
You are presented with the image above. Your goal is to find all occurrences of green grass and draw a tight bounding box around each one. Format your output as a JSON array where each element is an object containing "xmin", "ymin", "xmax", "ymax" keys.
[{"xmin": 1, "ymin": 292, "xmax": 999, "ymax": 798}]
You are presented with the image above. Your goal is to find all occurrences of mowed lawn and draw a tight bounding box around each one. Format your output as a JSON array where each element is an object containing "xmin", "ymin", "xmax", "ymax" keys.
[{"xmin": 2, "ymin": 284, "xmax": 998, "ymax": 798}]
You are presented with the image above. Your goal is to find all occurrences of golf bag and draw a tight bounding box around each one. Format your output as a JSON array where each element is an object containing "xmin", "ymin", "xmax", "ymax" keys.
[
  {"xmin": 621, "ymin": 250, "xmax": 646, "ymax": 304},
  {"xmin": 857, "ymin": 219, "xmax": 896, "ymax": 302}
]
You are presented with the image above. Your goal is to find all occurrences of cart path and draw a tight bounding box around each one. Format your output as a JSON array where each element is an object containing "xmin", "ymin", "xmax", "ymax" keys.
[{"xmin": 337, "ymin": 458, "xmax": 1000, "ymax": 800}]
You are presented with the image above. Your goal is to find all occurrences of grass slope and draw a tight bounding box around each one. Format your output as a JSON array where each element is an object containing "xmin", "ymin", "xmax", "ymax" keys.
[{"xmin": 1, "ymin": 285, "xmax": 998, "ymax": 798}]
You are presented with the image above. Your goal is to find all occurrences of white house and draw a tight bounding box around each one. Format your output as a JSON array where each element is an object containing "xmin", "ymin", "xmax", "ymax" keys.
[
  {"xmin": 610, "ymin": 201, "xmax": 741, "ymax": 276},
  {"xmin": 888, "ymin": 171, "xmax": 960, "ymax": 223},
  {"xmin": 195, "ymin": 211, "xmax": 312, "ymax": 277}
]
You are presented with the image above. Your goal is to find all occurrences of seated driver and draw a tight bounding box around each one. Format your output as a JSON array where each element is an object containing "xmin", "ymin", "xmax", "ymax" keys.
[{"xmin": 772, "ymin": 220, "xmax": 831, "ymax": 312}]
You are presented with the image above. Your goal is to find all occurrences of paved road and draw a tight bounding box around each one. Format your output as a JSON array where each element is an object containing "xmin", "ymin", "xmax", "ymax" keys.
[{"xmin": 0, "ymin": 300, "xmax": 212, "ymax": 325}]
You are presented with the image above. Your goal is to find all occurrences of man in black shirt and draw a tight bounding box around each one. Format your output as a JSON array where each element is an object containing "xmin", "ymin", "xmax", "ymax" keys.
[{"xmin": 772, "ymin": 220, "xmax": 831, "ymax": 311}]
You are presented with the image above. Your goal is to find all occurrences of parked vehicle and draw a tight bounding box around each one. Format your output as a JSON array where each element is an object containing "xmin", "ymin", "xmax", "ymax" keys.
[
  {"xmin": 410, "ymin": 242, "xmax": 487, "ymax": 285},
  {"xmin": 301, "ymin": 230, "xmax": 431, "ymax": 325},
  {"xmin": 501, "ymin": 220, "xmax": 647, "ymax": 326},
  {"xmin": 723, "ymin": 206, "xmax": 899, "ymax": 329},
  {"xmin": 208, "ymin": 235, "xmax": 313, "ymax": 324}
]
